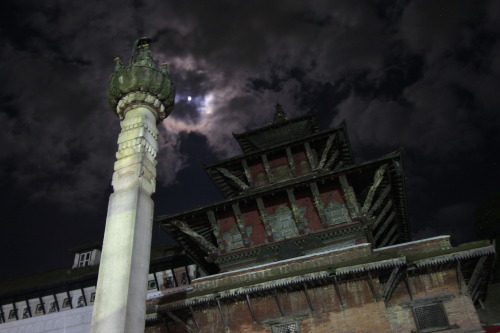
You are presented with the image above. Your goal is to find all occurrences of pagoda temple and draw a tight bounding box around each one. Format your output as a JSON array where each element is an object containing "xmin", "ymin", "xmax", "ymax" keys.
[{"xmin": 152, "ymin": 105, "xmax": 494, "ymax": 333}]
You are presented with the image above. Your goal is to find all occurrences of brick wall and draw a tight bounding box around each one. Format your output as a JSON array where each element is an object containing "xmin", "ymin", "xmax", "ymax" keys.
[{"xmin": 154, "ymin": 269, "xmax": 485, "ymax": 332}]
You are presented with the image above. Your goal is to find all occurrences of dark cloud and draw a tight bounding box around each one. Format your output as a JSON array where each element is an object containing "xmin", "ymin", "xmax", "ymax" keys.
[{"xmin": 0, "ymin": 0, "xmax": 499, "ymax": 280}]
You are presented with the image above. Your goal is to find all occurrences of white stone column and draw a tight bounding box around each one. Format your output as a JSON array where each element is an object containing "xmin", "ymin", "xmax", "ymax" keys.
[
  {"xmin": 91, "ymin": 37, "xmax": 174, "ymax": 332},
  {"xmin": 91, "ymin": 92, "xmax": 164, "ymax": 333}
]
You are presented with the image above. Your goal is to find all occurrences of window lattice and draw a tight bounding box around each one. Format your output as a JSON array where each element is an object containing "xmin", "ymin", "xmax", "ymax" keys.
[
  {"xmin": 414, "ymin": 303, "xmax": 449, "ymax": 330},
  {"xmin": 272, "ymin": 323, "xmax": 299, "ymax": 333}
]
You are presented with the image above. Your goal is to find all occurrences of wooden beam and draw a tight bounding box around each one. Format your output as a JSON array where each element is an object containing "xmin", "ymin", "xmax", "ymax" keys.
[
  {"xmin": 273, "ymin": 289, "xmax": 285, "ymax": 317},
  {"xmin": 456, "ymin": 260, "xmax": 463, "ymax": 295},
  {"xmin": 25, "ymin": 297, "xmax": 32, "ymax": 318},
  {"xmin": 165, "ymin": 310, "xmax": 197, "ymax": 333},
  {"xmin": 80, "ymin": 288, "xmax": 87, "ymax": 306},
  {"xmin": 361, "ymin": 164, "xmax": 388, "ymax": 213},
  {"xmin": 317, "ymin": 134, "xmax": 336, "ymax": 169},
  {"xmin": 387, "ymin": 231, "xmax": 399, "ymax": 247},
  {"xmin": 304, "ymin": 142, "xmax": 316, "ymax": 169},
  {"xmin": 373, "ymin": 200, "xmax": 393, "ymax": 229},
  {"xmin": 184, "ymin": 266, "xmax": 192, "ymax": 285},
  {"xmin": 380, "ymin": 219, "xmax": 398, "ymax": 247},
  {"xmin": 231, "ymin": 203, "xmax": 251, "ymax": 247},
  {"xmin": 468, "ymin": 256, "xmax": 487, "ymax": 300},
  {"xmin": 366, "ymin": 271, "xmax": 381, "ymax": 301},
  {"xmin": 285, "ymin": 147, "xmax": 297, "ymax": 176},
  {"xmin": 171, "ymin": 220, "xmax": 218, "ymax": 254},
  {"xmin": 379, "ymin": 221, "xmax": 398, "ymax": 247},
  {"xmin": 245, "ymin": 294, "xmax": 257, "ymax": 322},
  {"xmin": 0, "ymin": 305, "xmax": 5, "ymax": 323},
  {"xmin": 241, "ymin": 159, "xmax": 254, "ymax": 186},
  {"xmin": 66, "ymin": 290, "xmax": 73, "ymax": 309},
  {"xmin": 333, "ymin": 276, "xmax": 346, "ymax": 308},
  {"xmin": 207, "ymin": 210, "xmax": 225, "ymax": 251},
  {"xmin": 374, "ymin": 210, "xmax": 396, "ymax": 242},
  {"xmin": 12, "ymin": 302, "xmax": 19, "ymax": 320},
  {"xmin": 333, "ymin": 160, "xmax": 344, "ymax": 171},
  {"xmin": 256, "ymin": 197, "xmax": 273, "ymax": 239},
  {"xmin": 309, "ymin": 182, "xmax": 327, "ymax": 226},
  {"xmin": 383, "ymin": 266, "xmax": 402, "ymax": 302},
  {"xmin": 324, "ymin": 150, "xmax": 339, "ymax": 170},
  {"xmin": 217, "ymin": 167, "xmax": 249, "ymax": 191},
  {"xmin": 216, "ymin": 298, "xmax": 229, "ymax": 331},
  {"xmin": 38, "ymin": 296, "xmax": 46, "ymax": 314},
  {"xmin": 468, "ymin": 256, "xmax": 487, "ymax": 294},
  {"xmin": 189, "ymin": 306, "xmax": 200, "ymax": 332},
  {"xmin": 368, "ymin": 184, "xmax": 391, "ymax": 217},
  {"xmin": 339, "ymin": 174, "xmax": 360, "ymax": 218},
  {"xmin": 261, "ymin": 154, "xmax": 273, "ymax": 183},
  {"xmin": 303, "ymin": 282, "xmax": 314, "ymax": 313},
  {"xmin": 53, "ymin": 294, "xmax": 60, "ymax": 312},
  {"xmin": 403, "ymin": 271, "xmax": 413, "ymax": 300},
  {"xmin": 286, "ymin": 188, "xmax": 306, "ymax": 232}
]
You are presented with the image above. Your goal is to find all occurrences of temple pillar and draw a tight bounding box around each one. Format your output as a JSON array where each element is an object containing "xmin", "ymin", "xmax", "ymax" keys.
[{"xmin": 91, "ymin": 38, "xmax": 175, "ymax": 333}]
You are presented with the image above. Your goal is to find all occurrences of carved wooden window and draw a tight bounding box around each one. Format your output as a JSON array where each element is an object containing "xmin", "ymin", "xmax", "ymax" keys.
[
  {"xmin": 272, "ymin": 322, "xmax": 299, "ymax": 333},
  {"xmin": 48, "ymin": 302, "xmax": 57, "ymax": 313},
  {"xmin": 8, "ymin": 309, "xmax": 17, "ymax": 319},
  {"xmin": 413, "ymin": 302, "xmax": 449, "ymax": 331},
  {"xmin": 62, "ymin": 298, "xmax": 71, "ymax": 308},
  {"xmin": 148, "ymin": 279, "xmax": 157, "ymax": 290},
  {"xmin": 90, "ymin": 293, "xmax": 96, "ymax": 303},
  {"xmin": 78, "ymin": 251, "xmax": 92, "ymax": 267},
  {"xmin": 22, "ymin": 307, "xmax": 30, "ymax": 319},
  {"xmin": 35, "ymin": 304, "xmax": 44, "ymax": 313},
  {"xmin": 163, "ymin": 276, "xmax": 174, "ymax": 288},
  {"xmin": 77, "ymin": 296, "xmax": 85, "ymax": 308}
]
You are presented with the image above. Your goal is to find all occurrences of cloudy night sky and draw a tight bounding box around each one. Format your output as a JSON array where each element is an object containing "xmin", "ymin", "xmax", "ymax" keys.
[{"xmin": 0, "ymin": 0, "xmax": 499, "ymax": 281}]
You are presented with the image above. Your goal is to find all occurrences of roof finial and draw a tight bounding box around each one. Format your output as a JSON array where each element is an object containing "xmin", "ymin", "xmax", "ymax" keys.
[{"xmin": 270, "ymin": 103, "xmax": 288, "ymax": 125}]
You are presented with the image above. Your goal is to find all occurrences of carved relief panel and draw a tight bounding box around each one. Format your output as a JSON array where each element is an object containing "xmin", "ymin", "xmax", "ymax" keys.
[
  {"xmin": 222, "ymin": 224, "xmax": 253, "ymax": 251},
  {"xmin": 268, "ymin": 205, "xmax": 305, "ymax": 241},
  {"xmin": 324, "ymin": 200, "xmax": 351, "ymax": 226}
]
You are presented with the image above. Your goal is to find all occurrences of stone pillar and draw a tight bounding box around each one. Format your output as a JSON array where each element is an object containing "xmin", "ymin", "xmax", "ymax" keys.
[{"xmin": 91, "ymin": 38, "xmax": 175, "ymax": 333}]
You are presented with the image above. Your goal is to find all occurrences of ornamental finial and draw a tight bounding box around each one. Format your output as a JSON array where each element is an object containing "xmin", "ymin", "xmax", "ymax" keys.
[
  {"xmin": 269, "ymin": 103, "xmax": 289, "ymax": 125},
  {"xmin": 108, "ymin": 38, "xmax": 176, "ymax": 121}
]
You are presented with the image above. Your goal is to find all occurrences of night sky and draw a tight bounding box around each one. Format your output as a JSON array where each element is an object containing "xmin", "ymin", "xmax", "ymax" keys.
[{"xmin": 1, "ymin": 0, "xmax": 499, "ymax": 281}]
